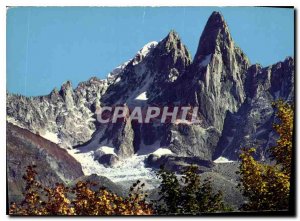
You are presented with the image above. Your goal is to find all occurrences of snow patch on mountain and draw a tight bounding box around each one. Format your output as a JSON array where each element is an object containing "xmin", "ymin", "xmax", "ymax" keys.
[
  {"xmin": 67, "ymin": 148, "xmax": 156, "ymax": 184},
  {"xmin": 200, "ymin": 54, "xmax": 212, "ymax": 67},
  {"xmin": 40, "ymin": 131, "xmax": 60, "ymax": 144},
  {"xmin": 108, "ymin": 61, "xmax": 130, "ymax": 77},
  {"xmin": 126, "ymin": 68, "xmax": 154, "ymax": 105},
  {"xmin": 139, "ymin": 41, "xmax": 158, "ymax": 56},
  {"xmin": 152, "ymin": 148, "xmax": 174, "ymax": 157},
  {"xmin": 214, "ymin": 156, "xmax": 234, "ymax": 163},
  {"xmin": 133, "ymin": 41, "xmax": 158, "ymax": 66},
  {"xmin": 135, "ymin": 92, "xmax": 148, "ymax": 101},
  {"xmin": 98, "ymin": 146, "xmax": 117, "ymax": 156},
  {"xmin": 114, "ymin": 77, "xmax": 121, "ymax": 84},
  {"xmin": 6, "ymin": 116, "xmax": 25, "ymax": 129}
]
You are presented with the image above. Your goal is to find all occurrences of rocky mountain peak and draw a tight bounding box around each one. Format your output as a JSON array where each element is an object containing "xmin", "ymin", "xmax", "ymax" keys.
[
  {"xmin": 158, "ymin": 30, "xmax": 190, "ymax": 57},
  {"xmin": 206, "ymin": 11, "xmax": 227, "ymax": 30},
  {"xmin": 59, "ymin": 81, "xmax": 74, "ymax": 108},
  {"xmin": 60, "ymin": 80, "xmax": 72, "ymax": 91},
  {"xmin": 60, "ymin": 80, "xmax": 73, "ymax": 97},
  {"xmin": 131, "ymin": 41, "xmax": 158, "ymax": 66},
  {"xmin": 6, "ymin": 11, "xmax": 294, "ymax": 172},
  {"xmin": 162, "ymin": 30, "xmax": 180, "ymax": 49},
  {"xmin": 183, "ymin": 11, "xmax": 251, "ymax": 132},
  {"xmin": 145, "ymin": 31, "xmax": 192, "ymax": 103},
  {"xmin": 167, "ymin": 30, "xmax": 179, "ymax": 39},
  {"xmin": 153, "ymin": 30, "xmax": 191, "ymax": 71},
  {"xmin": 50, "ymin": 87, "xmax": 59, "ymax": 95},
  {"xmin": 194, "ymin": 11, "xmax": 233, "ymax": 63},
  {"xmin": 49, "ymin": 87, "xmax": 61, "ymax": 101}
]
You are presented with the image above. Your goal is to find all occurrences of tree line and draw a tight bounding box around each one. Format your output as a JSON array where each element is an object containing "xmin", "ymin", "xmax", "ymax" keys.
[{"xmin": 9, "ymin": 100, "xmax": 293, "ymax": 215}]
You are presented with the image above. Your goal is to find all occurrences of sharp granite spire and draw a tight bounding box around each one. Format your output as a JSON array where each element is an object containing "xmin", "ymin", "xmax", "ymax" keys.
[{"xmin": 194, "ymin": 11, "xmax": 242, "ymax": 63}]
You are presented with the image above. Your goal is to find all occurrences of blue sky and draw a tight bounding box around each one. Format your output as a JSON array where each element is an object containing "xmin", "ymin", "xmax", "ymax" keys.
[{"xmin": 7, "ymin": 7, "xmax": 294, "ymax": 96}]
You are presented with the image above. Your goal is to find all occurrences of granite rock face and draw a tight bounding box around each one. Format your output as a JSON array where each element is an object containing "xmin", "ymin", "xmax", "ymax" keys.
[
  {"xmin": 76, "ymin": 30, "xmax": 193, "ymax": 160},
  {"xmin": 213, "ymin": 57, "xmax": 294, "ymax": 160},
  {"xmin": 147, "ymin": 12, "xmax": 250, "ymax": 159},
  {"xmin": 7, "ymin": 77, "xmax": 110, "ymax": 148},
  {"xmin": 186, "ymin": 11, "xmax": 250, "ymax": 131},
  {"xmin": 7, "ymin": 11, "xmax": 294, "ymax": 167}
]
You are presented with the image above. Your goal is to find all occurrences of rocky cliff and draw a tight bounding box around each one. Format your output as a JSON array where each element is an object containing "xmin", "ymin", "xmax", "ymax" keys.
[{"xmin": 7, "ymin": 11, "xmax": 294, "ymax": 168}]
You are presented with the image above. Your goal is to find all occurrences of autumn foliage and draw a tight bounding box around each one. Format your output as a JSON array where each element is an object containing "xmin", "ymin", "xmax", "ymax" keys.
[
  {"xmin": 9, "ymin": 99, "xmax": 294, "ymax": 215},
  {"xmin": 9, "ymin": 165, "xmax": 153, "ymax": 215},
  {"xmin": 270, "ymin": 100, "xmax": 294, "ymax": 174},
  {"xmin": 238, "ymin": 100, "xmax": 293, "ymax": 211},
  {"xmin": 9, "ymin": 164, "xmax": 230, "ymax": 216}
]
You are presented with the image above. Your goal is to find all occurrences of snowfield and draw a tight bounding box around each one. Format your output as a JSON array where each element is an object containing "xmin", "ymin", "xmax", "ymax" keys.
[
  {"xmin": 7, "ymin": 116, "xmax": 26, "ymax": 129},
  {"xmin": 40, "ymin": 131, "xmax": 60, "ymax": 144},
  {"xmin": 135, "ymin": 91, "xmax": 148, "ymax": 100},
  {"xmin": 152, "ymin": 148, "xmax": 174, "ymax": 157},
  {"xmin": 214, "ymin": 156, "xmax": 234, "ymax": 163},
  {"xmin": 97, "ymin": 146, "xmax": 117, "ymax": 156},
  {"xmin": 67, "ymin": 148, "xmax": 157, "ymax": 184},
  {"xmin": 133, "ymin": 41, "xmax": 158, "ymax": 66},
  {"xmin": 66, "ymin": 139, "xmax": 175, "ymax": 186}
]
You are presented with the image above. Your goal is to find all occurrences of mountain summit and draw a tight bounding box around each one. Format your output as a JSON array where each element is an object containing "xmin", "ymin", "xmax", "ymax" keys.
[
  {"xmin": 7, "ymin": 11, "xmax": 294, "ymax": 170},
  {"xmin": 194, "ymin": 11, "xmax": 233, "ymax": 62}
]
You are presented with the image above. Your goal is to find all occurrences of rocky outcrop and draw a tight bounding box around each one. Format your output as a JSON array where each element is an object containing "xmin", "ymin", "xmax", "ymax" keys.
[
  {"xmin": 7, "ymin": 123, "xmax": 84, "ymax": 203},
  {"xmin": 147, "ymin": 11, "xmax": 251, "ymax": 160},
  {"xmin": 75, "ymin": 31, "xmax": 192, "ymax": 162},
  {"xmin": 188, "ymin": 11, "xmax": 250, "ymax": 131},
  {"xmin": 146, "ymin": 154, "xmax": 214, "ymax": 173},
  {"xmin": 7, "ymin": 77, "xmax": 110, "ymax": 148},
  {"xmin": 146, "ymin": 31, "xmax": 192, "ymax": 103},
  {"xmin": 101, "ymin": 31, "xmax": 191, "ymax": 106},
  {"xmin": 213, "ymin": 57, "xmax": 294, "ymax": 160},
  {"xmin": 161, "ymin": 123, "xmax": 220, "ymax": 159},
  {"xmin": 7, "ymin": 11, "xmax": 294, "ymax": 168}
]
